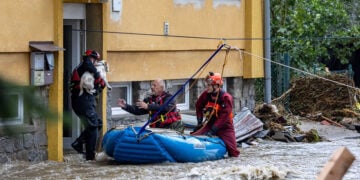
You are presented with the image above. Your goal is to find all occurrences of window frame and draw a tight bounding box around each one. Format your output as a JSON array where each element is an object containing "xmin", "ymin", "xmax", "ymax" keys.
[
  {"xmin": 110, "ymin": 82, "xmax": 132, "ymax": 116},
  {"xmin": 167, "ymin": 79, "xmax": 190, "ymax": 110},
  {"xmin": 222, "ymin": 78, "xmax": 227, "ymax": 91},
  {"xmin": 0, "ymin": 91, "xmax": 24, "ymax": 126}
]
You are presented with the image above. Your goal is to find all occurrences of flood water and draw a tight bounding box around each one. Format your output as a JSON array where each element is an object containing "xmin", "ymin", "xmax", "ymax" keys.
[{"xmin": 1, "ymin": 121, "xmax": 359, "ymax": 180}]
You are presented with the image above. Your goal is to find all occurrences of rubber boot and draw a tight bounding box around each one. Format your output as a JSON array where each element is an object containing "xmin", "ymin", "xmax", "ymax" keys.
[{"xmin": 71, "ymin": 139, "xmax": 84, "ymax": 154}]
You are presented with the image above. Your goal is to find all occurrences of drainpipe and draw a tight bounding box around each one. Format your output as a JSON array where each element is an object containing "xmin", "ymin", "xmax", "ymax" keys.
[{"xmin": 264, "ymin": 0, "xmax": 271, "ymax": 104}]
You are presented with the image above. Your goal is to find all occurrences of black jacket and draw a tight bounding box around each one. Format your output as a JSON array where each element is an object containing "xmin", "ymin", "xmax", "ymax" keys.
[
  {"xmin": 77, "ymin": 56, "xmax": 100, "ymax": 79},
  {"xmin": 71, "ymin": 57, "xmax": 101, "ymax": 96}
]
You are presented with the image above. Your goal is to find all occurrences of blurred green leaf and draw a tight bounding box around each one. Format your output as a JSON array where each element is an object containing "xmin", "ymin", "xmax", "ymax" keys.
[{"xmin": 0, "ymin": 78, "xmax": 56, "ymax": 136}]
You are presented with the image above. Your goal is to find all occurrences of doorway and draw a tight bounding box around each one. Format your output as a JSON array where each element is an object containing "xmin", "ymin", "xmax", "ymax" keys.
[
  {"xmin": 62, "ymin": 2, "xmax": 103, "ymax": 150},
  {"xmin": 63, "ymin": 19, "xmax": 86, "ymax": 149}
]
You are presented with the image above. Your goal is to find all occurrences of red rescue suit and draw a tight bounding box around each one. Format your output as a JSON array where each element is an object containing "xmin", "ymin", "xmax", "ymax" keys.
[{"xmin": 192, "ymin": 89, "xmax": 240, "ymax": 157}]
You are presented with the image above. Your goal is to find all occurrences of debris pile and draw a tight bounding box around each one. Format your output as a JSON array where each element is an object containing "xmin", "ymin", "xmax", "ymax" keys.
[
  {"xmin": 251, "ymin": 74, "xmax": 360, "ymax": 143},
  {"xmin": 288, "ymin": 74, "xmax": 358, "ymax": 118},
  {"xmin": 253, "ymin": 103, "xmax": 319, "ymax": 143},
  {"xmin": 287, "ymin": 74, "xmax": 360, "ymax": 131}
]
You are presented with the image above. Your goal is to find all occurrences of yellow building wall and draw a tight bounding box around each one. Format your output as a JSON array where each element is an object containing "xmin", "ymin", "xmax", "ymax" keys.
[
  {"xmin": 0, "ymin": 0, "xmax": 63, "ymax": 161},
  {"xmin": 0, "ymin": 53, "xmax": 30, "ymax": 85},
  {"xmin": 104, "ymin": 0, "xmax": 263, "ymax": 80},
  {"xmin": 108, "ymin": 50, "xmax": 243, "ymax": 82},
  {"xmin": 0, "ymin": 1, "xmax": 54, "ymax": 52},
  {"xmin": 0, "ymin": 0, "xmax": 55, "ymax": 85},
  {"xmin": 244, "ymin": 0, "xmax": 264, "ymax": 78},
  {"xmin": 106, "ymin": 0, "xmax": 244, "ymax": 51},
  {"xmin": 47, "ymin": 0, "xmax": 64, "ymax": 162}
]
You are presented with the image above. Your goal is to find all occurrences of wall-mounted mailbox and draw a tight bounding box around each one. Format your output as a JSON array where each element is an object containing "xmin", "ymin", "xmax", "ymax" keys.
[
  {"xmin": 29, "ymin": 41, "xmax": 64, "ymax": 86},
  {"xmin": 30, "ymin": 52, "xmax": 54, "ymax": 86}
]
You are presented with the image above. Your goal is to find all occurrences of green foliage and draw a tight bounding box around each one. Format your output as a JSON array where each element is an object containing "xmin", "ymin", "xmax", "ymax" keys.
[
  {"xmin": 0, "ymin": 78, "xmax": 56, "ymax": 135},
  {"xmin": 271, "ymin": 0, "xmax": 360, "ymax": 68}
]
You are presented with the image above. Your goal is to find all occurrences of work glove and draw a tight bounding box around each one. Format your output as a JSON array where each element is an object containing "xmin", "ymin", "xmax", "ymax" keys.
[
  {"xmin": 192, "ymin": 124, "xmax": 202, "ymax": 133},
  {"xmin": 190, "ymin": 116, "xmax": 203, "ymax": 133},
  {"xmin": 197, "ymin": 116, "xmax": 203, "ymax": 125},
  {"xmin": 204, "ymin": 130, "xmax": 216, "ymax": 137},
  {"xmin": 210, "ymin": 126, "xmax": 218, "ymax": 133},
  {"xmin": 205, "ymin": 126, "xmax": 219, "ymax": 137},
  {"xmin": 94, "ymin": 77, "xmax": 106, "ymax": 89}
]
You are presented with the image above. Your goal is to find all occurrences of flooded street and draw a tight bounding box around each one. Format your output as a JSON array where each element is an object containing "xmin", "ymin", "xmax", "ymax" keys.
[{"xmin": 1, "ymin": 120, "xmax": 359, "ymax": 180}]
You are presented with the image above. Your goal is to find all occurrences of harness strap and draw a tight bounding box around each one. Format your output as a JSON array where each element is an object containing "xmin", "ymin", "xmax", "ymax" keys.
[{"xmin": 148, "ymin": 93, "xmax": 181, "ymax": 127}]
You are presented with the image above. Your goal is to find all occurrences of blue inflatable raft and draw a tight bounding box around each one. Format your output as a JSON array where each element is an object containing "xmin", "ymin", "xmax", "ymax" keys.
[{"xmin": 102, "ymin": 126, "xmax": 226, "ymax": 163}]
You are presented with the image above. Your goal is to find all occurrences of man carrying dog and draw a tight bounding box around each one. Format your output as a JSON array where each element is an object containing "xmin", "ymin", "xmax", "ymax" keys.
[{"xmin": 70, "ymin": 50, "xmax": 105, "ymax": 160}]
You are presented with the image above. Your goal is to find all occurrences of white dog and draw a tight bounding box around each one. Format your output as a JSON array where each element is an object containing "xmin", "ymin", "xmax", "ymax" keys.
[
  {"xmin": 79, "ymin": 71, "xmax": 96, "ymax": 96},
  {"xmin": 94, "ymin": 60, "xmax": 112, "ymax": 91}
]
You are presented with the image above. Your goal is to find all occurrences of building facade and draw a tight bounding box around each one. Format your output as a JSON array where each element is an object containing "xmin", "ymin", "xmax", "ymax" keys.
[{"xmin": 0, "ymin": 0, "xmax": 263, "ymax": 163}]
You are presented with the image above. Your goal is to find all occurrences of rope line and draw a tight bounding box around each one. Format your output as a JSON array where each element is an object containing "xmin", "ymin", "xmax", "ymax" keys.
[
  {"xmin": 226, "ymin": 46, "xmax": 360, "ymax": 91},
  {"xmin": 72, "ymin": 29, "xmax": 360, "ymax": 41}
]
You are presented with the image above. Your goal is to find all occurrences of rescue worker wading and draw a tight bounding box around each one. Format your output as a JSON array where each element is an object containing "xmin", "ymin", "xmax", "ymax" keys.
[
  {"xmin": 117, "ymin": 79, "xmax": 184, "ymax": 133},
  {"xmin": 70, "ymin": 50, "xmax": 105, "ymax": 160},
  {"xmin": 191, "ymin": 72, "xmax": 240, "ymax": 157}
]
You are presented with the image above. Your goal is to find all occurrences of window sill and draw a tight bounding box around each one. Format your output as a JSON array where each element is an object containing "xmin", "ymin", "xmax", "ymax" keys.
[{"xmin": 0, "ymin": 124, "xmax": 36, "ymax": 136}]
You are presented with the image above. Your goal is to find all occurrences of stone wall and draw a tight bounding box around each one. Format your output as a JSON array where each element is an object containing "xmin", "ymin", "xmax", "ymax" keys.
[
  {"xmin": 227, "ymin": 77, "xmax": 256, "ymax": 112},
  {"xmin": 0, "ymin": 87, "xmax": 48, "ymax": 163},
  {"xmin": 106, "ymin": 90, "xmax": 114, "ymax": 129}
]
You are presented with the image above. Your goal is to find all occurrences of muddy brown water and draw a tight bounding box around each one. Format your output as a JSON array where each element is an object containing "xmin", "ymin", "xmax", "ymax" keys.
[{"xmin": 1, "ymin": 120, "xmax": 359, "ymax": 180}]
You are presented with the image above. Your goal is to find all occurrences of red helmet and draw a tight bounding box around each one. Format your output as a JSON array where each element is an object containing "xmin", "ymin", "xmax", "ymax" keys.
[
  {"xmin": 206, "ymin": 72, "xmax": 223, "ymax": 85},
  {"xmin": 84, "ymin": 50, "xmax": 100, "ymax": 60}
]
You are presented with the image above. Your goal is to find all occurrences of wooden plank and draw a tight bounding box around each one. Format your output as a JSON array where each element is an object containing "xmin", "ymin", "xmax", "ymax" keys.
[
  {"xmin": 317, "ymin": 147, "xmax": 355, "ymax": 180},
  {"xmin": 320, "ymin": 115, "xmax": 345, "ymax": 128}
]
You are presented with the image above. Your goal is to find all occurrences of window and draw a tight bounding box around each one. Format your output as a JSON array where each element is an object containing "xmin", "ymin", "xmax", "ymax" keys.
[
  {"xmin": 110, "ymin": 82, "xmax": 132, "ymax": 116},
  {"xmin": 167, "ymin": 80, "xmax": 189, "ymax": 110},
  {"xmin": 0, "ymin": 91, "xmax": 24, "ymax": 125},
  {"xmin": 222, "ymin": 78, "xmax": 227, "ymax": 91}
]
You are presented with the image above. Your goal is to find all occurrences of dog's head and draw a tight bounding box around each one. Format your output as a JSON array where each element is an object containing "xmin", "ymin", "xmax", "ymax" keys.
[
  {"xmin": 94, "ymin": 60, "xmax": 112, "ymax": 91},
  {"xmin": 95, "ymin": 60, "xmax": 109, "ymax": 72}
]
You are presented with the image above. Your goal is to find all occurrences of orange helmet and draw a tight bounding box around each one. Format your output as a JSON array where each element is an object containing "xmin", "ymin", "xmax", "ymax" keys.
[
  {"xmin": 206, "ymin": 72, "xmax": 223, "ymax": 85},
  {"xmin": 84, "ymin": 50, "xmax": 100, "ymax": 60}
]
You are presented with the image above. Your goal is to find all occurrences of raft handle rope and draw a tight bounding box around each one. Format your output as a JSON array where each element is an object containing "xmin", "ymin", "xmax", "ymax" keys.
[{"xmin": 130, "ymin": 125, "xmax": 154, "ymax": 142}]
